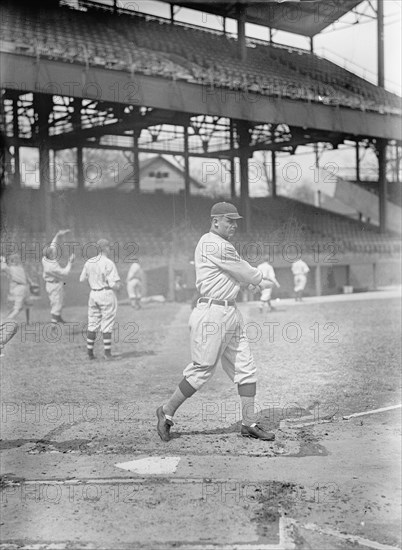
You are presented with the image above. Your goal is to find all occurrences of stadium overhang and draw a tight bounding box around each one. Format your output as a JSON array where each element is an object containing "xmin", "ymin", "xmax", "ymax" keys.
[
  {"xmin": 2, "ymin": 53, "xmax": 400, "ymax": 143},
  {"xmin": 158, "ymin": 0, "xmax": 364, "ymax": 37}
]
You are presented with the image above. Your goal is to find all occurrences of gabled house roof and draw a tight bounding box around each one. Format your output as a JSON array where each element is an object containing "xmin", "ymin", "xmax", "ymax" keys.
[{"xmin": 118, "ymin": 155, "xmax": 204, "ymax": 189}]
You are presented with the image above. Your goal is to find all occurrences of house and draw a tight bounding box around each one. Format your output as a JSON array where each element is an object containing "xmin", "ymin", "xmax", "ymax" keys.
[{"xmin": 118, "ymin": 155, "xmax": 205, "ymax": 194}]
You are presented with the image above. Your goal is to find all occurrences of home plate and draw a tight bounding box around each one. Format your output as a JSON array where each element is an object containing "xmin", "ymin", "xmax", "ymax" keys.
[{"xmin": 115, "ymin": 456, "xmax": 181, "ymax": 475}]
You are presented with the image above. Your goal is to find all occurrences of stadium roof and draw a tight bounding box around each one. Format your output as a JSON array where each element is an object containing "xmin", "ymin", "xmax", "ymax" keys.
[{"xmin": 158, "ymin": 0, "xmax": 364, "ymax": 37}]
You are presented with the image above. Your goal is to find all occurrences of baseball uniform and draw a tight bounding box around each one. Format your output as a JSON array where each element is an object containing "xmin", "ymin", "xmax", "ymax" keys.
[
  {"xmin": 291, "ymin": 259, "xmax": 310, "ymax": 300},
  {"xmin": 157, "ymin": 202, "xmax": 276, "ymax": 443},
  {"xmin": 126, "ymin": 262, "xmax": 144, "ymax": 309},
  {"xmin": 182, "ymin": 230, "xmax": 263, "ymax": 391},
  {"xmin": 256, "ymin": 261, "xmax": 279, "ymax": 305},
  {"xmin": 42, "ymin": 257, "xmax": 73, "ymax": 320},
  {"xmin": 1, "ymin": 257, "xmax": 32, "ymax": 321},
  {"xmin": 79, "ymin": 251, "xmax": 120, "ymax": 358}
]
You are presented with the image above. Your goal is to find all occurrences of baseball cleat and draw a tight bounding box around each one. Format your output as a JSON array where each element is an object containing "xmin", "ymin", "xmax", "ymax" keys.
[
  {"xmin": 156, "ymin": 406, "xmax": 174, "ymax": 442},
  {"xmin": 241, "ymin": 424, "xmax": 275, "ymax": 441}
]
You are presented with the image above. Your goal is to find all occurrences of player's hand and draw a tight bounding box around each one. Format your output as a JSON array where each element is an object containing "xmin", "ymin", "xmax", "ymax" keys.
[
  {"xmin": 58, "ymin": 229, "xmax": 71, "ymax": 236},
  {"xmin": 69, "ymin": 253, "xmax": 75, "ymax": 263}
]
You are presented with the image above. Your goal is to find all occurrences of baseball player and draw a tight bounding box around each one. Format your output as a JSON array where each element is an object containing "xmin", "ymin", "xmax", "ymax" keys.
[
  {"xmin": 42, "ymin": 230, "xmax": 75, "ymax": 324},
  {"xmin": 291, "ymin": 257, "xmax": 310, "ymax": 301},
  {"xmin": 257, "ymin": 257, "xmax": 280, "ymax": 313},
  {"xmin": 126, "ymin": 261, "xmax": 144, "ymax": 310},
  {"xmin": 1, "ymin": 253, "xmax": 33, "ymax": 324},
  {"xmin": 156, "ymin": 202, "xmax": 275, "ymax": 442},
  {"xmin": 79, "ymin": 239, "xmax": 121, "ymax": 360}
]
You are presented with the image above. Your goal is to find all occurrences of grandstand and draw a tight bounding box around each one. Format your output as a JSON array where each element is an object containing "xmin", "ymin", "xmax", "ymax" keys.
[
  {"xmin": 1, "ymin": 0, "xmax": 401, "ymax": 297},
  {"xmin": 1, "ymin": 2, "xmax": 400, "ymax": 114}
]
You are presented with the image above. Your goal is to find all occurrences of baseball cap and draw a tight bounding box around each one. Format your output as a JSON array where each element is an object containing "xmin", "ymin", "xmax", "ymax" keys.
[{"xmin": 210, "ymin": 202, "xmax": 243, "ymax": 219}]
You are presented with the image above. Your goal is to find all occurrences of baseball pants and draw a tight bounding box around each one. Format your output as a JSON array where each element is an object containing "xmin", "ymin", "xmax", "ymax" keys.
[
  {"xmin": 45, "ymin": 281, "xmax": 64, "ymax": 316},
  {"xmin": 294, "ymin": 274, "xmax": 307, "ymax": 292},
  {"xmin": 260, "ymin": 288, "xmax": 273, "ymax": 302},
  {"xmin": 182, "ymin": 300, "xmax": 257, "ymax": 391},
  {"xmin": 7, "ymin": 285, "xmax": 32, "ymax": 320},
  {"xmin": 87, "ymin": 289, "xmax": 117, "ymax": 333},
  {"xmin": 127, "ymin": 278, "xmax": 142, "ymax": 300}
]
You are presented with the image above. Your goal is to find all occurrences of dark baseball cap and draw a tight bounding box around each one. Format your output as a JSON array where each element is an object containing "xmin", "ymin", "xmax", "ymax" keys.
[{"xmin": 210, "ymin": 202, "xmax": 243, "ymax": 219}]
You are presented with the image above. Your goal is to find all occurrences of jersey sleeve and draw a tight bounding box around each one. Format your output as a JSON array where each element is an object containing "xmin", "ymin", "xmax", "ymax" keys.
[
  {"xmin": 106, "ymin": 262, "xmax": 120, "ymax": 288},
  {"xmin": 45, "ymin": 262, "xmax": 72, "ymax": 279},
  {"xmin": 207, "ymin": 241, "xmax": 263, "ymax": 286}
]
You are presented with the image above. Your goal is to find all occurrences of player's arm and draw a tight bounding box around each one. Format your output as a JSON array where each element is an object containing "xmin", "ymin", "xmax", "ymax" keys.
[
  {"xmin": 207, "ymin": 243, "xmax": 263, "ymax": 286},
  {"xmin": 47, "ymin": 229, "xmax": 71, "ymax": 255},
  {"xmin": 79, "ymin": 264, "xmax": 88, "ymax": 283},
  {"xmin": 106, "ymin": 263, "xmax": 121, "ymax": 291}
]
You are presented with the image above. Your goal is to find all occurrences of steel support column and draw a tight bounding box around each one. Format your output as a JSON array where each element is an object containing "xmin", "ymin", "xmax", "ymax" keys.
[
  {"xmin": 237, "ymin": 5, "xmax": 247, "ymax": 62},
  {"xmin": 377, "ymin": 138, "xmax": 387, "ymax": 233},
  {"xmin": 12, "ymin": 95, "xmax": 20, "ymax": 188},
  {"xmin": 355, "ymin": 140, "xmax": 360, "ymax": 183},
  {"xmin": 73, "ymin": 98, "xmax": 84, "ymax": 191},
  {"xmin": 133, "ymin": 130, "xmax": 140, "ymax": 193},
  {"xmin": 35, "ymin": 95, "xmax": 53, "ymax": 239},
  {"xmin": 237, "ymin": 120, "xmax": 251, "ymax": 232},
  {"xmin": 230, "ymin": 119, "xmax": 236, "ymax": 199},
  {"xmin": 271, "ymin": 150, "xmax": 277, "ymax": 197},
  {"xmin": 377, "ymin": 0, "xmax": 385, "ymax": 88},
  {"xmin": 183, "ymin": 124, "xmax": 190, "ymax": 216}
]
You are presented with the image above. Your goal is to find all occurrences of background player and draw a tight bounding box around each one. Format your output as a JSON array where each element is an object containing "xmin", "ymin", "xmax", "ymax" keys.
[
  {"xmin": 42, "ymin": 229, "xmax": 75, "ymax": 324},
  {"xmin": 1, "ymin": 253, "xmax": 33, "ymax": 324},
  {"xmin": 256, "ymin": 257, "xmax": 280, "ymax": 313},
  {"xmin": 79, "ymin": 239, "xmax": 121, "ymax": 360},
  {"xmin": 156, "ymin": 202, "xmax": 275, "ymax": 443},
  {"xmin": 126, "ymin": 260, "xmax": 144, "ymax": 310},
  {"xmin": 291, "ymin": 257, "xmax": 310, "ymax": 301}
]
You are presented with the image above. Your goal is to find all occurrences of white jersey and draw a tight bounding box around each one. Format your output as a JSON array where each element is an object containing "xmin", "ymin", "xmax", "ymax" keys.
[
  {"xmin": 1, "ymin": 260, "xmax": 29, "ymax": 293},
  {"xmin": 257, "ymin": 261, "xmax": 278, "ymax": 285},
  {"xmin": 79, "ymin": 254, "xmax": 120, "ymax": 290},
  {"xmin": 126, "ymin": 263, "xmax": 144, "ymax": 283},
  {"xmin": 194, "ymin": 232, "xmax": 262, "ymax": 301},
  {"xmin": 291, "ymin": 259, "xmax": 310, "ymax": 276},
  {"xmin": 42, "ymin": 257, "xmax": 72, "ymax": 283}
]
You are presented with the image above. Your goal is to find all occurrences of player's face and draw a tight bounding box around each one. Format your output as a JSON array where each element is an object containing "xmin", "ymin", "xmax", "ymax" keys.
[{"xmin": 213, "ymin": 216, "xmax": 238, "ymax": 240}]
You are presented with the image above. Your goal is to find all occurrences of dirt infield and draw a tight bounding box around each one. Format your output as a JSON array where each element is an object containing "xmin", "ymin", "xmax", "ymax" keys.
[{"xmin": 1, "ymin": 290, "xmax": 401, "ymax": 549}]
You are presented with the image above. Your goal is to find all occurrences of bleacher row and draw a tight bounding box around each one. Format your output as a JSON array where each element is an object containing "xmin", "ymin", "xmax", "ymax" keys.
[
  {"xmin": 0, "ymin": 2, "xmax": 400, "ymax": 115},
  {"xmin": 1, "ymin": 190, "xmax": 400, "ymax": 259}
]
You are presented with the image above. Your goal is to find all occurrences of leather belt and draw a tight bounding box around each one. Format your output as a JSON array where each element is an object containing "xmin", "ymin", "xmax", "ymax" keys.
[
  {"xmin": 91, "ymin": 287, "xmax": 112, "ymax": 291},
  {"xmin": 199, "ymin": 297, "xmax": 236, "ymax": 307}
]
